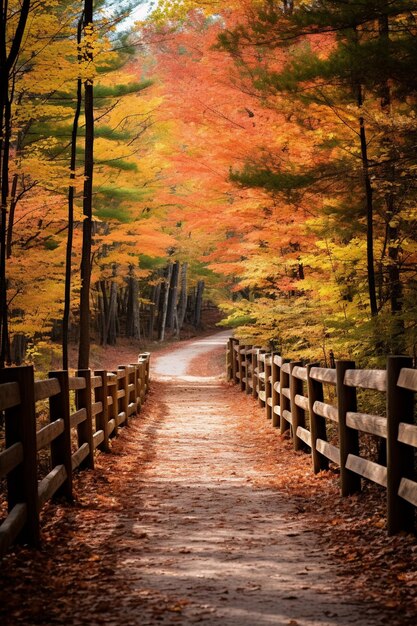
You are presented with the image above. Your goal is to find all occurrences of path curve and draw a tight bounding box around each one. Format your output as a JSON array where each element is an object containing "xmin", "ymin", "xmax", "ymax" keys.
[
  {"xmin": 0, "ymin": 331, "xmax": 397, "ymax": 625},
  {"xmin": 119, "ymin": 331, "xmax": 383, "ymax": 626}
]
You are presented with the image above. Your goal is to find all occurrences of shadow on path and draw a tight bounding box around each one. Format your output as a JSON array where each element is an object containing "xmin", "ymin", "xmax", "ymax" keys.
[{"xmin": 0, "ymin": 332, "xmax": 407, "ymax": 625}]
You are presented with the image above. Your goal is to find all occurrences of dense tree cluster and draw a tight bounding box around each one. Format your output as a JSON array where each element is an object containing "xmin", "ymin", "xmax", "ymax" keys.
[
  {"xmin": 149, "ymin": 0, "xmax": 417, "ymax": 363},
  {"xmin": 3, "ymin": 0, "xmax": 417, "ymax": 367},
  {"xmin": 0, "ymin": 0, "xmax": 207, "ymax": 369}
]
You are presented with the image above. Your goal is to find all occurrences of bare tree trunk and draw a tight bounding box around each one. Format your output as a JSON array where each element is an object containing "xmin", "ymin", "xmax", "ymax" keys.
[
  {"xmin": 0, "ymin": 0, "xmax": 31, "ymax": 368},
  {"xmin": 5, "ymin": 172, "xmax": 17, "ymax": 259},
  {"xmin": 158, "ymin": 263, "xmax": 173, "ymax": 342},
  {"xmin": 10, "ymin": 332, "xmax": 27, "ymax": 365},
  {"xmin": 126, "ymin": 274, "xmax": 140, "ymax": 339},
  {"xmin": 98, "ymin": 292, "xmax": 105, "ymax": 346},
  {"xmin": 178, "ymin": 262, "xmax": 188, "ymax": 329},
  {"xmin": 194, "ymin": 280, "xmax": 205, "ymax": 329},
  {"xmin": 149, "ymin": 277, "xmax": 162, "ymax": 339},
  {"xmin": 106, "ymin": 281, "xmax": 118, "ymax": 346},
  {"xmin": 98, "ymin": 280, "xmax": 108, "ymax": 345},
  {"xmin": 166, "ymin": 260, "xmax": 179, "ymax": 329},
  {"xmin": 0, "ymin": 90, "xmax": 12, "ymax": 366},
  {"xmin": 78, "ymin": 0, "xmax": 94, "ymax": 370},
  {"xmin": 358, "ymin": 93, "xmax": 378, "ymax": 318},
  {"xmin": 379, "ymin": 11, "xmax": 404, "ymax": 351},
  {"xmin": 187, "ymin": 287, "xmax": 196, "ymax": 325},
  {"xmin": 352, "ymin": 25, "xmax": 377, "ymax": 318},
  {"xmin": 63, "ymin": 15, "xmax": 83, "ymax": 370}
]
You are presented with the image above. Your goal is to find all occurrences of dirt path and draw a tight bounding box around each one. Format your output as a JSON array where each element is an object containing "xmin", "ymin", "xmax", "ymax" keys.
[
  {"xmin": 113, "ymin": 330, "xmax": 381, "ymax": 626},
  {"xmin": 104, "ymin": 333, "xmax": 380, "ymax": 626},
  {"xmin": 0, "ymin": 332, "xmax": 411, "ymax": 625}
]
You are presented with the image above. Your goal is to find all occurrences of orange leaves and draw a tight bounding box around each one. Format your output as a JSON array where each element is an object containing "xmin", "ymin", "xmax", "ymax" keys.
[{"xmin": 141, "ymin": 6, "xmax": 319, "ymax": 313}]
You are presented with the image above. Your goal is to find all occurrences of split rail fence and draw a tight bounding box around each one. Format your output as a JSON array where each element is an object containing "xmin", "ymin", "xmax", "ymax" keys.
[
  {"xmin": 0, "ymin": 353, "xmax": 150, "ymax": 558},
  {"xmin": 227, "ymin": 338, "xmax": 417, "ymax": 535}
]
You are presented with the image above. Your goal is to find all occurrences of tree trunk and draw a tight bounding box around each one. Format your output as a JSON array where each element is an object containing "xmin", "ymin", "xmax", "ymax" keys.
[
  {"xmin": 158, "ymin": 263, "xmax": 173, "ymax": 342},
  {"xmin": 149, "ymin": 277, "xmax": 162, "ymax": 339},
  {"xmin": 194, "ymin": 280, "xmax": 205, "ymax": 329},
  {"xmin": 348, "ymin": 24, "xmax": 378, "ymax": 319},
  {"xmin": 98, "ymin": 292, "xmax": 105, "ymax": 346},
  {"xmin": 98, "ymin": 280, "xmax": 108, "ymax": 345},
  {"xmin": 6, "ymin": 172, "xmax": 17, "ymax": 259},
  {"xmin": 166, "ymin": 260, "xmax": 179, "ymax": 329},
  {"xmin": 63, "ymin": 16, "xmax": 83, "ymax": 370},
  {"xmin": 0, "ymin": 0, "xmax": 31, "ymax": 368},
  {"xmin": 187, "ymin": 287, "xmax": 196, "ymax": 325},
  {"xmin": 108, "ymin": 281, "xmax": 118, "ymax": 346},
  {"xmin": 126, "ymin": 274, "xmax": 140, "ymax": 339},
  {"xmin": 357, "ymin": 84, "xmax": 378, "ymax": 318},
  {"xmin": 378, "ymin": 11, "xmax": 404, "ymax": 351},
  {"xmin": 78, "ymin": 0, "xmax": 95, "ymax": 370},
  {"xmin": 10, "ymin": 332, "xmax": 27, "ymax": 365},
  {"xmin": 101, "ymin": 280, "xmax": 118, "ymax": 346},
  {"xmin": 177, "ymin": 262, "xmax": 188, "ymax": 330},
  {"xmin": 0, "ymin": 90, "xmax": 11, "ymax": 367}
]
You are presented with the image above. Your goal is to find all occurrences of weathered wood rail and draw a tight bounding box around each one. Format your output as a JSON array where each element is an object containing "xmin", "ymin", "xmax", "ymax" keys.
[
  {"xmin": 0, "ymin": 353, "xmax": 150, "ymax": 557},
  {"xmin": 226, "ymin": 338, "xmax": 417, "ymax": 535}
]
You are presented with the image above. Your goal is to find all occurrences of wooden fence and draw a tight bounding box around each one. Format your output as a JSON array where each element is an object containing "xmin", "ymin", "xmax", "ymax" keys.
[
  {"xmin": 0, "ymin": 353, "xmax": 150, "ymax": 557},
  {"xmin": 226, "ymin": 338, "xmax": 417, "ymax": 535}
]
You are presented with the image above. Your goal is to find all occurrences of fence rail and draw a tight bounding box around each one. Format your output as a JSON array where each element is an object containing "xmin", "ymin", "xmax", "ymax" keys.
[
  {"xmin": 226, "ymin": 338, "xmax": 417, "ymax": 535},
  {"xmin": 0, "ymin": 353, "xmax": 150, "ymax": 558}
]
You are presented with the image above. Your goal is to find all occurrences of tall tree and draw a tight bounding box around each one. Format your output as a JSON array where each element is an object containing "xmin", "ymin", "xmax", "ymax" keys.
[
  {"xmin": 63, "ymin": 14, "xmax": 83, "ymax": 370},
  {"xmin": 0, "ymin": 0, "xmax": 31, "ymax": 367},
  {"xmin": 78, "ymin": 0, "xmax": 95, "ymax": 370}
]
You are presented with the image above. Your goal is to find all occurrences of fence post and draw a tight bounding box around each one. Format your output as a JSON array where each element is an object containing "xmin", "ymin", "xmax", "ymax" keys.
[
  {"xmin": 271, "ymin": 354, "xmax": 280, "ymax": 428},
  {"xmin": 230, "ymin": 338, "xmax": 238, "ymax": 384},
  {"xmin": 265, "ymin": 354, "xmax": 272, "ymax": 419},
  {"xmin": 245, "ymin": 347, "xmax": 253, "ymax": 395},
  {"xmin": 143, "ymin": 352, "xmax": 151, "ymax": 394},
  {"xmin": 238, "ymin": 343, "xmax": 245, "ymax": 392},
  {"xmin": 289, "ymin": 361, "xmax": 304, "ymax": 450},
  {"xmin": 246, "ymin": 345, "xmax": 253, "ymax": 393},
  {"xmin": 280, "ymin": 361, "xmax": 291, "ymax": 435},
  {"xmin": 138, "ymin": 362, "xmax": 144, "ymax": 408},
  {"xmin": 49, "ymin": 370, "xmax": 73, "ymax": 498},
  {"xmin": 76, "ymin": 369, "xmax": 95, "ymax": 469},
  {"xmin": 307, "ymin": 363, "xmax": 329, "ymax": 473},
  {"xmin": 252, "ymin": 348, "xmax": 259, "ymax": 399},
  {"xmin": 2, "ymin": 366, "xmax": 40, "ymax": 546},
  {"xmin": 94, "ymin": 370, "xmax": 110, "ymax": 452},
  {"xmin": 386, "ymin": 355, "xmax": 414, "ymax": 534},
  {"xmin": 226, "ymin": 338, "xmax": 233, "ymax": 381},
  {"xmin": 241, "ymin": 346, "xmax": 249, "ymax": 392},
  {"xmin": 258, "ymin": 350, "xmax": 266, "ymax": 408},
  {"xmin": 129, "ymin": 364, "xmax": 140, "ymax": 413},
  {"xmin": 140, "ymin": 357, "xmax": 146, "ymax": 405},
  {"xmin": 336, "ymin": 360, "xmax": 361, "ymax": 496},
  {"xmin": 118, "ymin": 366, "xmax": 130, "ymax": 426},
  {"xmin": 108, "ymin": 372, "xmax": 119, "ymax": 436}
]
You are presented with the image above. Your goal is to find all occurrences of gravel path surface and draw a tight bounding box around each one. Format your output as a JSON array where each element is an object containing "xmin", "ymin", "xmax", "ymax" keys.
[
  {"xmin": 1, "ymin": 331, "xmax": 402, "ymax": 625},
  {"xmin": 115, "ymin": 330, "xmax": 383, "ymax": 626}
]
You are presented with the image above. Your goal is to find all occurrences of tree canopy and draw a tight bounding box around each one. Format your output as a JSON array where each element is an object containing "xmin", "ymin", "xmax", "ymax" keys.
[{"xmin": 2, "ymin": 0, "xmax": 417, "ymax": 366}]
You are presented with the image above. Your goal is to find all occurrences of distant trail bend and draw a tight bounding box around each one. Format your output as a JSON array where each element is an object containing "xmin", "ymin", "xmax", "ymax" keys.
[
  {"xmin": 116, "ymin": 330, "xmax": 384, "ymax": 626},
  {"xmin": 0, "ymin": 331, "xmax": 394, "ymax": 626}
]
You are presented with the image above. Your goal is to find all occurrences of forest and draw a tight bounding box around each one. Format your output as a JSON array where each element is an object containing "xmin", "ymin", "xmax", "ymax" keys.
[
  {"xmin": 2, "ymin": 0, "xmax": 417, "ymax": 370},
  {"xmin": 3, "ymin": 3, "xmax": 417, "ymax": 622}
]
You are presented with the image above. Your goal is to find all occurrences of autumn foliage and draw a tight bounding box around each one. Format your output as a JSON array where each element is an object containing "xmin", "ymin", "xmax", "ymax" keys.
[
  {"xmin": 145, "ymin": 0, "xmax": 417, "ymax": 365},
  {"xmin": 2, "ymin": 1, "xmax": 417, "ymax": 367}
]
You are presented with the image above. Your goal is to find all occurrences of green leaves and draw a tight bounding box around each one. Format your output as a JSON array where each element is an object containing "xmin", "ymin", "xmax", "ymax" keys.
[
  {"xmin": 230, "ymin": 165, "xmax": 314, "ymax": 192},
  {"xmin": 94, "ymin": 80, "xmax": 153, "ymax": 99}
]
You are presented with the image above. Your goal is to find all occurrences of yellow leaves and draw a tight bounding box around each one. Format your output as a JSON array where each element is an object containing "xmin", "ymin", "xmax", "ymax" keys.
[
  {"xmin": 2, "ymin": 1, "xmax": 181, "ymax": 344},
  {"xmin": 8, "ymin": 243, "xmax": 70, "ymax": 336}
]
